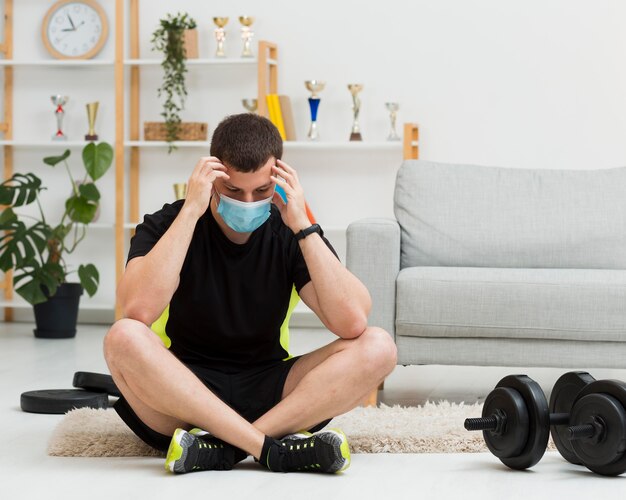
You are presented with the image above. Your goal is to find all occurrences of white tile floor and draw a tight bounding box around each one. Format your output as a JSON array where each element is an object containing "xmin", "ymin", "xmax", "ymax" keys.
[{"xmin": 2, "ymin": 321, "xmax": 626, "ymax": 499}]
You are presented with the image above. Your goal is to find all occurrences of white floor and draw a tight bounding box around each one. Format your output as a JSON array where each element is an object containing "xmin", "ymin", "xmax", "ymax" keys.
[{"xmin": 2, "ymin": 322, "xmax": 626, "ymax": 499}]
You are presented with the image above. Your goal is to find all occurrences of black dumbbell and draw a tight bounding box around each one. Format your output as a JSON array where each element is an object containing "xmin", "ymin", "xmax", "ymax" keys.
[
  {"xmin": 465, "ymin": 372, "xmax": 626, "ymax": 476},
  {"xmin": 464, "ymin": 374, "xmax": 554, "ymax": 470}
]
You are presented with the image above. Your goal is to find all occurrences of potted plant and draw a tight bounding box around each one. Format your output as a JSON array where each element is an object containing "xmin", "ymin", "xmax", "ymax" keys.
[
  {"xmin": 0, "ymin": 142, "xmax": 113, "ymax": 338},
  {"xmin": 147, "ymin": 12, "xmax": 206, "ymax": 152}
]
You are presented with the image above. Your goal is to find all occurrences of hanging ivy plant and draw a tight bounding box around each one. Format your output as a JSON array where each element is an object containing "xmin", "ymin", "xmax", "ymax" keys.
[{"xmin": 151, "ymin": 12, "xmax": 197, "ymax": 153}]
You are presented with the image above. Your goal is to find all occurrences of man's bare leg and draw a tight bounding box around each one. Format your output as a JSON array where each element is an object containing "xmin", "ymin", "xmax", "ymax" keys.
[
  {"xmin": 253, "ymin": 327, "xmax": 397, "ymax": 438},
  {"xmin": 103, "ymin": 318, "xmax": 265, "ymax": 458}
]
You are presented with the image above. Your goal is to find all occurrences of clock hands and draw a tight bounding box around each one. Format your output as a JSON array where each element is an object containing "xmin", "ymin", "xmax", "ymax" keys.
[
  {"xmin": 61, "ymin": 20, "xmax": 85, "ymax": 33},
  {"xmin": 67, "ymin": 13, "xmax": 76, "ymax": 30}
]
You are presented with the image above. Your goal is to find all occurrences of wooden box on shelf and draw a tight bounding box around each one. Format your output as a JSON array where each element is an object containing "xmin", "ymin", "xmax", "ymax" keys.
[{"xmin": 143, "ymin": 122, "xmax": 208, "ymax": 141}]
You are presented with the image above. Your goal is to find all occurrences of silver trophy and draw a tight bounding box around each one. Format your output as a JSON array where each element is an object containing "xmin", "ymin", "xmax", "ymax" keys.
[
  {"xmin": 242, "ymin": 98, "xmax": 258, "ymax": 113},
  {"xmin": 239, "ymin": 16, "xmax": 255, "ymax": 58},
  {"xmin": 213, "ymin": 17, "xmax": 228, "ymax": 58},
  {"xmin": 51, "ymin": 95, "xmax": 69, "ymax": 141},
  {"xmin": 305, "ymin": 80, "xmax": 325, "ymax": 141},
  {"xmin": 385, "ymin": 102, "xmax": 400, "ymax": 141},
  {"xmin": 348, "ymin": 84, "xmax": 363, "ymax": 141}
]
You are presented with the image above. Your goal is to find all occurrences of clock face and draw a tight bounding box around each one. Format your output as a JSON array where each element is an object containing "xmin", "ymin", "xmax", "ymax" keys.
[{"xmin": 43, "ymin": 1, "xmax": 108, "ymax": 59}]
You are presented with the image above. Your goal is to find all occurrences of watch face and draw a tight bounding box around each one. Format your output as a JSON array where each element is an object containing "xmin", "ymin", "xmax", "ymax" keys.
[{"xmin": 46, "ymin": 2, "xmax": 106, "ymax": 58}]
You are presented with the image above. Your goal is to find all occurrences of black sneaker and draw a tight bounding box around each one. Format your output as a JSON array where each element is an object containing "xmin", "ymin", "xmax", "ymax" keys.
[
  {"xmin": 165, "ymin": 428, "xmax": 245, "ymax": 473},
  {"xmin": 264, "ymin": 429, "xmax": 351, "ymax": 473}
]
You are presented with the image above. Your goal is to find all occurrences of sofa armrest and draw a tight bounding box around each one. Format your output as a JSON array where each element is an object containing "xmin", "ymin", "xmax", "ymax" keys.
[{"xmin": 346, "ymin": 218, "xmax": 400, "ymax": 341}]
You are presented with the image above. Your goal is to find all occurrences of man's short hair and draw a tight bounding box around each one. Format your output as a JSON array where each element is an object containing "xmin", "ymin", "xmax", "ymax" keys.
[{"xmin": 210, "ymin": 113, "xmax": 283, "ymax": 172}]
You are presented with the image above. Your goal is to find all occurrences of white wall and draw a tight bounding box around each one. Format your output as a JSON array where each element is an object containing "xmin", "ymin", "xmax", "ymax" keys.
[
  {"xmin": 203, "ymin": 0, "xmax": 626, "ymax": 168},
  {"xmin": 6, "ymin": 0, "xmax": 626, "ymax": 321}
]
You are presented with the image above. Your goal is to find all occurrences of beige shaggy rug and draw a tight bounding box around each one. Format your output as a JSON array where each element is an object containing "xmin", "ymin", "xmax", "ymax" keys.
[{"xmin": 47, "ymin": 402, "xmax": 556, "ymax": 457}]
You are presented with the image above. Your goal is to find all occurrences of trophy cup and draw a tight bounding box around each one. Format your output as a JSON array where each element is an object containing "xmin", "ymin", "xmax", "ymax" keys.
[
  {"xmin": 242, "ymin": 98, "xmax": 258, "ymax": 113},
  {"xmin": 305, "ymin": 80, "xmax": 325, "ymax": 141},
  {"xmin": 85, "ymin": 102, "xmax": 99, "ymax": 141},
  {"xmin": 173, "ymin": 183, "xmax": 187, "ymax": 200},
  {"xmin": 348, "ymin": 84, "xmax": 363, "ymax": 141},
  {"xmin": 238, "ymin": 16, "xmax": 255, "ymax": 58},
  {"xmin": 51, "ymin": 95, "xmax": 69, "ymax": 141},
  {"xmin": 385, "ymin": 102, "xmax": 400, "ymax": 141},
  {"xmin": 213, "ymin": 17, "xmax": 229, "ymax": 57}
]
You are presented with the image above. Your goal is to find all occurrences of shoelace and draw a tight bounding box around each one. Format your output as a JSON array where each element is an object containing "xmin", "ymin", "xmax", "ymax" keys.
[
  {"xmin": 278, "ymin": 436, "xmax": 323, "ymax": 471},
  {"xmin": 194, "ymin": 438, "xmax": 234, "ymax": 471}
]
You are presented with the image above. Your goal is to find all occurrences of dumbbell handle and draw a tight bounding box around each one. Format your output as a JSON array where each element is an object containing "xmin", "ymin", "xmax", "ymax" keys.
[
  {"xmin": 550, "ymin": 413, "xmax": 570, "ymax": 426},
  {"xmin": 466, "ymin": 412, "xmax": 604, "ymax": 444},
  {"xmin": 567, "ymin": 416, "xmax": 605, "ymax": 441},
  {"xmin": 568, "ymin": 424, "xmax": 596, "ymax": 440},
  {"xmin": 465, "ymin": 412, "xmax": 570, "ymax": 432}
]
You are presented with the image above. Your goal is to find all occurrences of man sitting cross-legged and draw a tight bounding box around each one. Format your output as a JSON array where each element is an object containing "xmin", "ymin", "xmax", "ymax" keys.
[{"xmin": 103, "ymin": 113, "xmax": 397, "ymax": 474}]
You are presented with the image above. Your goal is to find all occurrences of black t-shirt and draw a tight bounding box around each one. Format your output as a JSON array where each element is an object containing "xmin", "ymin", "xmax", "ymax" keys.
[{"xmin": 126, "ymin": 199, "xmax": 338, "ymax": 372}]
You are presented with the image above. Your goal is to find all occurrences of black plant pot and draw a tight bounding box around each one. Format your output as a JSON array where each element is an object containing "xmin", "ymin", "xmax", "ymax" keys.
[{"xmin": 33, "ymin": 283, "xmax": 84, "ymax": 339}]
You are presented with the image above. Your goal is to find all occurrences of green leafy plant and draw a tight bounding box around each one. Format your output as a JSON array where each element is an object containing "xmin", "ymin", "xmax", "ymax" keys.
[
  {"xmin": 0, "ymin": 142, "xmax": 113, "ymax": 305},
  {"xmin": 151, "ymin": 12, "xmax": 197, "ymax": 152}
]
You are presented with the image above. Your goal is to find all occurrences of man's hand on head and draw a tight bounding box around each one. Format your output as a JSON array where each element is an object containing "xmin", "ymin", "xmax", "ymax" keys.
[
  {"xmin": 183, "ymin": 156, "xmax": 230, "ymax": 220},
  {"xmin": 270, "ymin": 159, "xmax": 311, "ymax": 234}
]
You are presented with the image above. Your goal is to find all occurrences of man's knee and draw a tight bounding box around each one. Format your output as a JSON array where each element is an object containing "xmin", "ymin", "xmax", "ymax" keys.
[
  {"xmin": 357, "ymin": 327, "xmax": 397, "ymax": 376},
  {"xmin": 103, "ymin": 318, "xmax": 158, "ymax": 365}
]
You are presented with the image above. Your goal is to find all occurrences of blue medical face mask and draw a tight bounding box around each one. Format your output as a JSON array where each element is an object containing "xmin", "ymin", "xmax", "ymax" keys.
[{"xmin": 215, "ymin": 189, "xmax": 273, "ymax": 233}]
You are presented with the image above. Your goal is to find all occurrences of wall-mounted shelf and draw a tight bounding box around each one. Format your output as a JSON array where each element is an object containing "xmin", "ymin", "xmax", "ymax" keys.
[
  {"xmin": 124, "ymin": 58, "xmax": 273, "ymax": 66},
  {"xmin": 125, "ymin": 140, "xmax": 211, "ymax": 148},
  {"xmin": 0, "ymin": 140, "xmax": 113, "ymax": 148},
  {"xmin": 124, "ymin": 141, "xmax": 409, "ymax": 151},
  {"xmin": 0, "ymin": 59, "xmax": 115, "ymax": 67},
  {"xmin": 0, "ymin": 139, "xmax": 414, "ymax": 151},
  {"xmin": 285, "ymin": 141, "xmax": 405, "ymax": 151}
]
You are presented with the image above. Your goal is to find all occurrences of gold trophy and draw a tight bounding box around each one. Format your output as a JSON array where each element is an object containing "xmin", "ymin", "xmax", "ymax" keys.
[
  {"xmin": 85, "ymin": 102, "xmax": 99, "ymax": 141},
  {"xmin": 242, "ymin": 98, "xmax": 258, "ymax": 113},
  {"xmin": 238, "ymin": 16, "xmax": 255, "ymax": 58},
  {"xmin": 348, "ymin": 84, "xmax": 363, "ymax": 141},
  {"xmin": 173, "ymin": 183, "xmax": 187, "ymax": 200},
  {"xmin": 213, "ymin": 17, "xmax": 229, "ymax": 57}
]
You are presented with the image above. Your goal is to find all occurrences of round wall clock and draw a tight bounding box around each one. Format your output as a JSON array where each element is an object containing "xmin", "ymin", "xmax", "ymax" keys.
[{"xmin": 42, "ymin": 0, "xmax": 109, "ymax": 60}]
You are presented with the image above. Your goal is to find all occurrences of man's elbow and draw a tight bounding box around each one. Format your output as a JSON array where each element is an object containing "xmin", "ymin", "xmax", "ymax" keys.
[
  {"xmin": 121, "ymin": 305, "xmax": 154, "ymax": 326},
  {"xmin": 332, "ymin": 310, "xmax": 368, "ymax": 339},
  {"xmin": 116, "ymin": 292, "xmax": 154, "ymax": 326}
]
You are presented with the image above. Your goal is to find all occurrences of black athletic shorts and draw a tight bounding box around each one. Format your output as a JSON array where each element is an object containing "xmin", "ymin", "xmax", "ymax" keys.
[{"xmin": 113, "ymin": 355, "xmax": 331, "ymax": 452}]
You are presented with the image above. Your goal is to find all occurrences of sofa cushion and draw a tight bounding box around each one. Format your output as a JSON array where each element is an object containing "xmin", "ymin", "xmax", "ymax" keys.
[
  {"xmin": 396, "ymin": 266, "xmax": 626, "ymax": 342},
  {"xmin": 394, "ymin": 160, "xmax": 626, "ymax": 269}
]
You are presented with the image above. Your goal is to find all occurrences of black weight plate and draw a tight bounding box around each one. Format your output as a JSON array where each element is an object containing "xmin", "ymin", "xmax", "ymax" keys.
[
  {"xmin": 549, "ymin": 371, "xmax": 595, "ymax": 465},
  {"xmin": 482, "ymin": 387, "xmax": 530, "ymax": 459},
  {"xmin": 20, "ymin": 389, "xmax": 108, "ymax": 414},
  {"xmin": 570, "ymin": 380, "xmax": 626, "ymax": 476},
  {"xmin": 495, "ymin": 375, "xmax": 550, "ymax": 470},
  {"xmin": 570, "ymin": 393, "xmax": 626, "ymax": 475},
  {"xmin": 73, "ymin": 371, "xmax": 121, "ymax": 397}
]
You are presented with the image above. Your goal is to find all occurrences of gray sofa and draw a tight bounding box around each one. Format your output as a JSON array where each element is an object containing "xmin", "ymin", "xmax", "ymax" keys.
[{"xmin": 346, "ymin": 160, "xmax": 626, "ymax": 368}]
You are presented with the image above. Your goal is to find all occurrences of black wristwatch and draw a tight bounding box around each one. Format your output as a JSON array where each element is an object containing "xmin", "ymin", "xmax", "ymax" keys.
[{"xmin": 294, "ymin": 223, "xmax": 322, "ymax": 242}]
